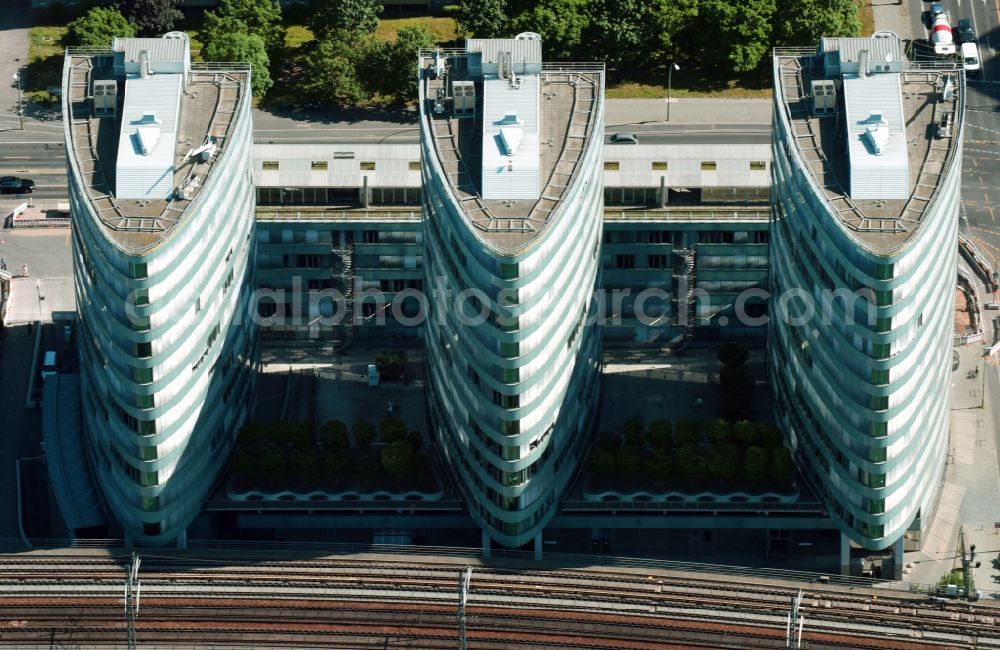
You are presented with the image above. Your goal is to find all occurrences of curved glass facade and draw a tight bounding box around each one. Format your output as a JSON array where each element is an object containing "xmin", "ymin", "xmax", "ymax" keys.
[
  {"xmin": 770, "ymin": 46, "xmax": 964, "ymax": 550},
  {"xmin": 420, "ymin": 41, "xmax": 605, "ymax": 548},
  {"xmin": 64, "ymin": 45, "xmax": 258, "ymax": 545}
]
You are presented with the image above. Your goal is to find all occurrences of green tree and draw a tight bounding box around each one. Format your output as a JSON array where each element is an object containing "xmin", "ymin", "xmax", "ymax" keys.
[
  {"xmin": 458, "ymin": 0, "xmax": 508, "ymax": 38},
  {"xmin": 706, "ymin": 418, "xmax": 733, "ymax": 444},
  {"xmin": 586, "ymin": 0, "xmax": 697, "ymax": 69},
  {"xmin": 774, "ymin": 0, "xmax": 861, "ymax": 46},
  {"xmin": 67, "ymin": 7, "xmax": 136, "ymax": 47},
  {"xmin": 204, "ymin": 0, "xmax": 284, "ymax": 53},
  {"xmin": 708, "ymin": 442, "xmax": 742, "ymax": 481},
  {"xmin": 307, "ymin": 0, "xmax": 383, "ymax": 40},
  {"xmin": 616, "ymin": 444, "xmax": 642, "ymax": 476},
  {"xmin": 353, "ymin": 420, "xmax": 376, "ymax": 450},
  {"xmin": 203, "ymin": 32, "xmax": 273, "ymax": 96},
  {"xmin": 733, "ymin": 420, "xmax": 758, "ymax": 447},
  {"xmin": 511, "ymin": 0, "xmax": 588, "ymax": 60},
  {"xmin": 648, "ymin": 419, "xmax": 673, "ymax": 450},
  {"xmin": 674, "ymin": 419, "xmax": 701, "ymax": 446},
  {"xmin": 370, "ymin": 25, "xmax": 438, "ymax": 104},
  {"xmin": 319, "ymin": 420, "xmax": 350, "ymax": 450},
  {"xmin": 382, "ymin": 439, "xmax": 414, "ymax": 480},
  {"xmin": 303, "ymin": 38, "xmax": 370, "ymax": 106},
  {"xmin": 743, "ymin": 445, "xmax": 770, "ymax": 486},
  {"xmin": 115, "ymin": 0, "xmax": 183, "ymax": 36},
  {"xmin": 698, "ymin": 0, "xmax": 775, "ymax": 73},
  {"xmin": 758, "ymin": 423, "xmax": 784, "ymax": 448},
  {"xmin": 375, "ymin": 350, "xmax": 408, "ymax": 380},
  {"xmin": 623, "ymin": 416, "xmax": 645, "ymax": 447},
  {"xmin": 771, "ymin": 446, "xmax": 794, "ymax": 482},
  {"xmin": 674, "ymin": 443, "xmax": 706, "ymax": 484},
  {"xmin": 646, "ymin": 448, "xmax": 674, "ymax": 483}
]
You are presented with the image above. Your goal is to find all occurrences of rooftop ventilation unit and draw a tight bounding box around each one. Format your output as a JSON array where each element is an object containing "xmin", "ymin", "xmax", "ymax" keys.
[
  {"xmin": 811, "ymin": 79, "xmax": 837, "ymax": 116},
  {"xmin": 92, "ymin": 80, "xmax": 117, "ymax": 117},
  {"xmin": 452, "ymin": 80, "xmax": 475, "ymax": 118}
]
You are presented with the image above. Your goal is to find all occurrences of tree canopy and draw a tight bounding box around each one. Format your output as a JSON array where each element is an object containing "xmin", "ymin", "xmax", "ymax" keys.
[
  {"xmin": 67, "ymin": 7, "xmax": 136, "ymax": 47},
  {"xmin": 306, "ymin": 0, "xmax": 383, "ymax": 40},
  {"xmin": 204, "ymin": 0, "xmax": 284, "ymax": 52},
  {"xmin": 457, "ymin": 0, "xmax": 508, "ymax": 38},
  {"xmin": 369, "ymin": 26, "xmax": 438, "ymax": 104},
  {"xmin": 203, "ymin": 32, "xmax": 273, "ymax": 96},
  {"xmin": 115, "ymin": 0, "xmax": 183, "ymax": 37}
]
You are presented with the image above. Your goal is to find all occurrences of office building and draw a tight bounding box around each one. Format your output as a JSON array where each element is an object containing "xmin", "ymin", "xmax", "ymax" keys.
[
  {"xmin": 417, "ymin": 37, "xmax": 605, "ymax": 550},
  {"xmin": 770, "ymin": 36, "xmax": 963, "ymax": 560},
  {"xmin": 63, "ymin": 34, "xmax": 258, "ymax": 545}
]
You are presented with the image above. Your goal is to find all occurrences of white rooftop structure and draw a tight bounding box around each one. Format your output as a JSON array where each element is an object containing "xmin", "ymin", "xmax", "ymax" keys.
[
  {"xmin": 481, "ymin": 74, "xmax": 540, "ymax": 200},
  {"xmin": 113, "ymin": 34, "xmax": 190, "ymax": 76},
  {"xmin": 115, "ymin": 72, "xmax": 182, "ymax": 199},
  {"xmin": 467, "ymin": 36, "xmax": 542, "ymax": 77},
  {"xmin": 843, "ymin": 71, "xmax": 909, "ymax": 200}
]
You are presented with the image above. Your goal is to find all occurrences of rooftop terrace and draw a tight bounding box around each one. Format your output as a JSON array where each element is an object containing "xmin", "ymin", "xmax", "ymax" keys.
[
  {"xmin": 774, "ymin": 46, "xmax": 964, "ymax": 254},
  {"xmin": 420, "ymin": 46, "xmax": 603, "ymax": 253},
  {"xmin": 63, "ymin": 47, "xmax": 248, "ymax": 254}
]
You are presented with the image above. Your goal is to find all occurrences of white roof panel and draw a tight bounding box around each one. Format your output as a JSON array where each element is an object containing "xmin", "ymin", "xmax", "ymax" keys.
[
  {"xmin": 842, "ymin": 72, "xmax": 909, "ymax": 200},
  {"xmin": 115, "ymin": 73, "xmax": 182, "ymax": 200},
  {"xmin": 481, "ymin": 75, "xmax": 540, "ymax": 200}
]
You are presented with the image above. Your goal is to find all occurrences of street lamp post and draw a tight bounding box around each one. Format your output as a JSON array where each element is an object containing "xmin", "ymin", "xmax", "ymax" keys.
[
  {"xmin": 667, "ymin": 62, "xmax": 680, "ymax": 122},
  {"xmin": 12, "ymin": 72, "xmax": 23, "ymax": 130}
]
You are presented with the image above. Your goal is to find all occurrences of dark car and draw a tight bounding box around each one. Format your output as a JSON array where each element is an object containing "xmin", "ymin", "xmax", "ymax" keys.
[
  {"xmin": 0, "ymin": 176, "xmax": 34, "ymax": 194},
  {"xmin": 610, "ymin": 132, "xmax": 638, "ymax": 145},
  {"xmin": 957, "ymin": 19, "xmax": 976, "ymax": 44}
]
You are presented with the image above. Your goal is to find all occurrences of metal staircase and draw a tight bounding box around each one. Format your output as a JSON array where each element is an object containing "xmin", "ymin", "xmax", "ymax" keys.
[
  {"xmin": 332, "ymin": 241, "xmax": 355, "ymax": 351},
  {"xmin": 672, "ymin": 245, "xmax": 697, "ymax": 336}
]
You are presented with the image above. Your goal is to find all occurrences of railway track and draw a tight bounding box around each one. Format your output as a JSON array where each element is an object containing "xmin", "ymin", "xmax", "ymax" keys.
[{"xmin": 0, "ymin": 552, "xmax": 994, "ymax": 648}]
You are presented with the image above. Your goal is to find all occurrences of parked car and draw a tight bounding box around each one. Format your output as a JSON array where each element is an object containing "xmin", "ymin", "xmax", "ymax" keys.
[
  {"xmin": 962, "ymin": 41, "xmax": 981, "ymax": 77},
  {"xmin": 957, "ymin": 19, "xmax": 976, "ymax": 44},
  {"xmin": 610, "ymin": 132, "xmax": 638, "ymax": 145},
  {"xmin": 0, "ymin": 176, "xmax": 34, "ymax": 194}
]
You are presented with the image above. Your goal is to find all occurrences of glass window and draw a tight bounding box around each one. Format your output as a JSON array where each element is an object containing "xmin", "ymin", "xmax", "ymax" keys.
[
  {"xmin": 501, "ymin": 367, "xmax": 519, "ymax": 384},
  {"xmin": 701, "ymin": 161, "xmax": 717, "ymax": 171},
  {"xmin": 139, "ymin": 445, "xmax": 157, "ymax": 461},
  {"xmin": 136, "ymin": 341, "xmax": 152, "ymax": 358},
  {"xmin": 870, "ymin": 421, "xmax": 887, "ymax": 438},
  {"xmin": 749, "ymin": 161, "xmax": 767, "ymax": 171},
  {"xmin": 262, "ymin": 161, "xmax": 279, "ymax": 170},
  {"xmin": 408, "ymin": 161, "xmax": 421, "ymax": 170},
  {"xmin": 139, "ymin": 470, "xmax": 158, "ymax": 487},
  {"xmin": 652, "ymin": 161, "xmax": 668, "ymax": 171},
  {"xmin": 138, "ymin": 420, "xmax": 156, "ymax": 436},
  {"xmin": 129, "ymin": 262, "xmax": 147, "ymax": 280},
  {"xmin": 500, "ymin": 263, "xmax": 518, "ymax": 280},
  {"xmin": 134, "ymin": 367, "xmax": 153, "ymax": 384},
  {"xmin": 136, "ymin": 393, "xmax": 155, "ymax": 409},
  {"xmin": 500, "ymin": 341, "xmax": 519, "ymax": 359},
  {"xmin": 311, "ymin": 161, "xmax": 328, "ymax": 170},
  {"xmin": 603, "ymin": 162, "xmax": 620, "ymax": 171},
  {"xmin": 360, "ymin": 161, "xmax": 376, "ymax": 171},
  {"xmin": 141, "ymin": 496, "xmax": 159, "ymax": 511}
]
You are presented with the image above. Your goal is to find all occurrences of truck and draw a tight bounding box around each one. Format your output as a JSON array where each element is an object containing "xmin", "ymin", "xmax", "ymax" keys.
[{"xmin": 932, "ymin": 11, "xmax": 956, "ymax": 56}]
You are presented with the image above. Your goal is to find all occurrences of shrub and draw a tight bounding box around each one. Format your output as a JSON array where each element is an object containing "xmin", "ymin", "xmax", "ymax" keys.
[
  {"xmin": 674, "ymin": 443, "xmax": 707, "ymax": 483},
  {"xmin": 771, "ymin": 446, "xmax": 794, "ymax": 482},
  {"xmin": 319, "ymin": 420, "xmax": 349, "ymax": 450},
  {"xmin": 733, "ymin": 420, "xmax": 758, "ymax": 447},
  {"xmin": 743, "ymin": 446, "xmax": 770, "ymax": 486},
  {"xmin": 272, "ymin": 421, "xmax": 312, "ymax": 448},
  {"xmin": 623, "ymin": 417, "xmax": 645, "ymax": 447},
  {"xmin": 759, "ymin": 424, "xmax": 784, "ymax": 448},
  {"xmin": 674, "ymin": 419, "xmax": 701, "ymax": 446},
  {"xmin": 354, "ymin": 420, "xmax": 376, "ymax": 450},
  {"xmin": 616, "ymin": 445, "xmax": 642, "ymax": 475},
  {"xmin": 648, "ymin": 419, "xmax": 673, "ymax": 450},
  {"xmin": 707, "ymin": 442, "xmax": 742, "ymax": 481},
  {"xmin": 706, "ymin": 418, "xmax": 733, "ymax": 444},
  {"xmin": 382, "ymin": 439, "xmax": 414, "ymax": 480}
]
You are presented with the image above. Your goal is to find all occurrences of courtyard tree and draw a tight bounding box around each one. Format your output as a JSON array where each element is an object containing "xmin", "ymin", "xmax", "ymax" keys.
[
  {"xmin": 743, "ymin": 445, "xmax": 770, "ymax": 486},
  {"xmin": 647, "ymin": 419, "xmax": 673, "ymax": 450},
  {"xmin": 203, "ymin": 32, "xmax": 273, "ymax": 96},
  {"xmin": 67, "ymin": 7, "xmax": 135, "ymax": 47},
  {"xmin": 697, "ymin": 0, "xmax": 776, "ymax": 73},
  {"xmin": 353, "ymin": 420, "xmax": 376, "ymax": 450},
  {"xmin": 203, "ymin": 0, "xmax": 284, "ymax": 53},
  {"xmin": 707, "ymin": 442, "xmax": 742, "ymax": 481},
  {"xmin": 457, "ymin": 0, "xmax": 508, "ymax": 38},
  {"xmin": 369, "ymin": 26, "xmax": 438, "ymax": 104},
  {"xmin": 303, "ymin": 37, "xmax": 372, "ymax": 106},
  {"xmin": 774, "ymin": 0, "xmax": 861, "ymax": 46},
  {"xmin": 382, "ymin": 439, "xmax": 415, "ymax": 480},
  {"xmin": 115, "ymin": 0, "xmax": 183, "ymax": 36},
  {"xmin": 307, "ymin": 0, "xmax": 383, "ymax": 40},
  {"xmin": 771, "ymin": 446, "xmax": 795, "ymax": 482},
  {"xmin": 511, "ymin": 0, "xmax": 588, "ymax": 60}
]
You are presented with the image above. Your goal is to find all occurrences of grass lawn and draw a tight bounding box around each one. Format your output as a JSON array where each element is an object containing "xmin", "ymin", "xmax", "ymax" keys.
[
  {"xmin": 283, "ymin": 16, "xmax": 459, "ymax": 51},
  {"xmin": 606, "ymin": 62, "xmax": 772, "ymax": 100},
  {"xmin": 25, "ymin": 25, "xmax": 68, "ymax": 102},
  {"xmin": 376, "ymin": 16, "xmax": 458, "ymax": 44}
]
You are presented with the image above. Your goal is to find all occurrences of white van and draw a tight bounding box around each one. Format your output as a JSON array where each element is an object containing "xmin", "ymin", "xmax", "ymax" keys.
[
  {"xmin": 961, "ymin": 42, "xmax": 981, "ymax": 77},
  {"xmin": 41, "ymin": 350, "xmax": 57, "ymax": 380}
]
